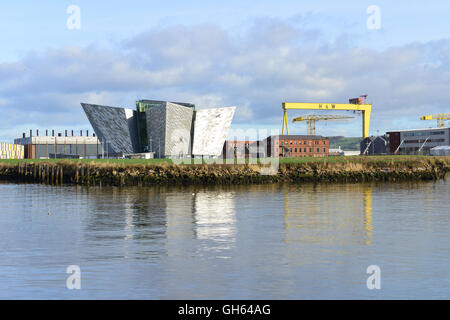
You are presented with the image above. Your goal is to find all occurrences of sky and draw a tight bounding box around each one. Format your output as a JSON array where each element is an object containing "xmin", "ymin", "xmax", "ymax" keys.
[{"xmin": 1, "ymin": 0, "xmax": 450, "ymax": 141}]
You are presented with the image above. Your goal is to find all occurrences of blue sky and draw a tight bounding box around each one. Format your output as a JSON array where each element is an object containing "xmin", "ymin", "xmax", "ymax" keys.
[{"xmin": 1, "ymin": 1, "xmax": 450, "ymax": 141}]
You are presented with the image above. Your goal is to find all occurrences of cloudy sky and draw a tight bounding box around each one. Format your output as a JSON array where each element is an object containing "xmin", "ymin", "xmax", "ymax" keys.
[{"xmin": 1, "ymin": 0, "xmax": 450, "ymax": 141}]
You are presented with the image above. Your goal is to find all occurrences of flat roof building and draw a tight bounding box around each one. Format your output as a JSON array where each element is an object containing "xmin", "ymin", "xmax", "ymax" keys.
[
  {"xmin": 14, "ymin": 130, "xmax": 103, "ymax": 159},
  {"xmin": 387, "ymin": 127, "xmax": 450, "ymax": 155}
]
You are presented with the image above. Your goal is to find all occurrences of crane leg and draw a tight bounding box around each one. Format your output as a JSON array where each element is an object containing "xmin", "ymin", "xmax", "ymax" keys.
[
  {"xmin": 362, "ymin": 109, "xmax": 371, "ymax": 138},
  {"xmin": 282, "ymin": 110, "xmax": 289, "ymax": 135}
]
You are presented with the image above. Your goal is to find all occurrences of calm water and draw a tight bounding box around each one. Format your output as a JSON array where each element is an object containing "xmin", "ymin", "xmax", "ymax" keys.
[{"xmin": 0, "ymin": 179, "xmax": 449, "ymax": 299}]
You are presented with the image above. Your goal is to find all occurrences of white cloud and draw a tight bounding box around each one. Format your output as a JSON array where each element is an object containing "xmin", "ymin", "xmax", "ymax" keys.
[{"xmin": 1, "ymin": 19, "xmax": 450, "ymax": 141}]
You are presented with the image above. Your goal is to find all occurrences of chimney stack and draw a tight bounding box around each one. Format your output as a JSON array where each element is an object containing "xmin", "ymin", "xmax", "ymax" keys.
[{"xmin": 46, "ymin": 129, "xmax": 48, "ymax": 136}]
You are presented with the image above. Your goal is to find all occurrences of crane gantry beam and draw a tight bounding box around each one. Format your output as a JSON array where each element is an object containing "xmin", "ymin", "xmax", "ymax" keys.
[
  {"xmin": 282, "ymin": 100, "xmax": 373, "ymax": 138},
  {"xmin": 420, "ymin": 114, "xmax": 450, "ymax": 127}
]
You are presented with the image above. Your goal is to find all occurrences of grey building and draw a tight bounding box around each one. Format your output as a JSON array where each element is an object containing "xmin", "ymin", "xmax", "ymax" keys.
[
  {"xmin": 81, "ymin": 103, "xmax": 138, "ymax": 156},
  {"xmin": 81, "ymin": 100, "xmax": 236, "ymax": 158},
  {"xmin": 360, "ymin": 136, "xmax": 389, "ymax": 155},
  {"xmin": 387, "ymin": 127, "xmax": 450, "ymax": 155}
]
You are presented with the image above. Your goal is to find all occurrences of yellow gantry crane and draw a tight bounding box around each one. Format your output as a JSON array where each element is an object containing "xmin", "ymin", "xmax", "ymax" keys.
[
  {"xmin": 420, "ymin": 114, "xmax": 450, "ymax": 127},
  {"xmin": 292, "ymin": 114, "xmax": 355, "ymax": 135},
  {"xmin": 282, "ymin": 95, "xmax": 373, "ymax": 139}
]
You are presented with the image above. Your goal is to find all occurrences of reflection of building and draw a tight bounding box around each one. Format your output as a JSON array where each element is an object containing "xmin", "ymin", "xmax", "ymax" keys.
[
  {"xmin": 81, "ymin": 100, "xmax": 236, "ymax": 158},
  {"xmin": 387, "ymin": 127, "xmax": 450, "ymax": 155},
  {"xmin": 194, "ymin": 192, "xmax": 236, "ymax": 244}
]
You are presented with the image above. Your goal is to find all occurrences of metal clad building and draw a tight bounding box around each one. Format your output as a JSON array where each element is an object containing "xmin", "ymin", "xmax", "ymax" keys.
[
  {"xmin": 192, "ymin": 107, "xmax": 236, "ymax": 157},
  {"xmin": 387, "ymin": 127, "xmax": 450, "ymax": 155},
  {"xmin": 146, "ymin": 102, "xmax": 194, "ymax": 158},
  {"xmin": 81, "ymin": 100, "xmax": 236, "ymax": 158},
  {"xmin": 81, "ymin": 103, "xmax": 138, "ymax": 155}
]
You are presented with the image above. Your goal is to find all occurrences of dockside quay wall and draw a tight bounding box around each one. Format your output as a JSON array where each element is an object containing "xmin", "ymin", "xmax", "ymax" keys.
[{"xmin": 0, "ymin": 158, "xmax": 448, "ymax": 186}]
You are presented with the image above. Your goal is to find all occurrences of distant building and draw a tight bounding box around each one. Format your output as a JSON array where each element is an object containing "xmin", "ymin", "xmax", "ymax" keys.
[
  {"xmin": 81, "ymin": 100, "xmax": 236, "ymax": 158},
  {"xmin": 342, "ymin": 151, "xmax": 361, "ymax": 156},
  {"xmin": 329, "ymin": 146, "xmax": 344, "ymax": 156},
  {"xmin": 14, "ymin": 130, "xmax": 103, "ymax": 159},
  {"xmin": 387, "ymin": 127, "xmax": 450, "ymax": 155},
  {"xmin": 223, "ymin": 140, "xmax": 251, "ymax": 158},
  {"xmin": 430, "ymin": 146, "xmax": 450, "ymax": 156},
  {"xmin": 360, "ymin": 135, "xmax": 389, "ymax": 155},
  {"xmin": 262, "ymin": 135, "xmax": 329, "ymax": 157}
]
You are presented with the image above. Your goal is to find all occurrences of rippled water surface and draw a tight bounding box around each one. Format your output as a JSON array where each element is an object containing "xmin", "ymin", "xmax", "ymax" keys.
[{"xmin": 0, "ymin": 179, "xmax": 449, "ymax": 299}]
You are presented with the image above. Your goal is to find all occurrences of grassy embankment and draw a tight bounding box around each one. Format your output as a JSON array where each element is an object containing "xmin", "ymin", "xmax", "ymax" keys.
[{"xmin": 0, "ymin": 156, "xmax": 448, "ymax": 186}]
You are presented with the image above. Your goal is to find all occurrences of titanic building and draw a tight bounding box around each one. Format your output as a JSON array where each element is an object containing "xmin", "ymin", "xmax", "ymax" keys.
[{"xmin": 81, "ymin": 100, "xmax": 236, "ymax": 158}]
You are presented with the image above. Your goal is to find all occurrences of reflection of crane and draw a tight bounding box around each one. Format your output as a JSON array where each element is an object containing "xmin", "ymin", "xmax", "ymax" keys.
[
  {"xmin": 292, "ymin": 114, "xmax": 355, "ymax": 135},
  {"xmin": 282, "ymin": 95, "xmax": 372, "ymax": 138},
  {"xmin": 420, "ymin": 114, "xmax": 450, "ymax": 127},
  {"xmin": 283, "ymin": 184, "xmax": 374, "ymax": 246}
]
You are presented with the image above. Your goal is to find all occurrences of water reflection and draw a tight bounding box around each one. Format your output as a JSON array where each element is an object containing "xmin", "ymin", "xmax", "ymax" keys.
[
  {"xmin": 82, "ymin": 187, "xmax": 169, "ymax": 260},
  {"xmin": 283, "ymin": 183, "xmax": 374, "ymax": 246},
  {"xmin": 1, "ymin": 179, "xmax": 449, "ymax": 299},
  {"xmin": 81, "ymin": 186, "xmax": 237, "ymax": 259},
  {"xmin": 193, "ymin": 192, "xmax": 236, "ymax": 249}
]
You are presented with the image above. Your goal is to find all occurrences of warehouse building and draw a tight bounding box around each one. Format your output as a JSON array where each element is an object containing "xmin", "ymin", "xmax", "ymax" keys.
[
  {"xmin": 81, "ymin": 100, "xmax": 236, "ymax": 158},
  {"xmin": 387, "ymin": 127, "xmax": 450, "ymax": 155},
  {"xmin": 14, "ymin": 130, "xmax": 103, "ymax": 159}
]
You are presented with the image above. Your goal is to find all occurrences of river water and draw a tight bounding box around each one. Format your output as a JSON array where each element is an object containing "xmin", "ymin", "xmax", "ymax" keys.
[{"xmin": 0, "ymin": 179, "xmax": 449, "ymax": 299}]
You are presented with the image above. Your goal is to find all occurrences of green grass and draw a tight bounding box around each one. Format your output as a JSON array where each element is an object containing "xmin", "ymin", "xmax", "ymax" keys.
[
  {"xmin": 0, "ymin": 158, "xmax": 173, "ymax": 165},
  {"xmin": 1, "ymin": 155, "xmax": 448, "ymax": 166}
]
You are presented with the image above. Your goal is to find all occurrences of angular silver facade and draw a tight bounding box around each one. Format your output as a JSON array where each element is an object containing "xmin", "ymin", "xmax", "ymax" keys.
[
  {"xmin": 81, "ymin": 101, "xmax": 236, "ymax": 158},
  {"xmin": 146, "ymin": 102, "xmax": 194, "ymax": 157},
  {"xmin": 192, "ymin": 107, "xmax": 236, "ymax": 157},
  {"xmin": 81, "ymin": 103, "xmax": 138, "ymax": 154}
]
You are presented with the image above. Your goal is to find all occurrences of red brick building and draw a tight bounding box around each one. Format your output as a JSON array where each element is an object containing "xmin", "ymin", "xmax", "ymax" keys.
[
  {"xmin": 222, "ymin": 135, "xmax": 329, "ymax": 158},
  {"xmin": 263, "ymin": 135, "xmax": 329, "ymax": 157}
]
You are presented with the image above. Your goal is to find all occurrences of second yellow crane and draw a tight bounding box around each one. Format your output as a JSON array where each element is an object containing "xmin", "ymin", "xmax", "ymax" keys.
[
  {"xmin": 292, "ymin": 114, "xmax": 355, "ymax": 135},
  {"xmin": 420, "ymin": 114, "xmax": 450, "ymax": 127}
]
